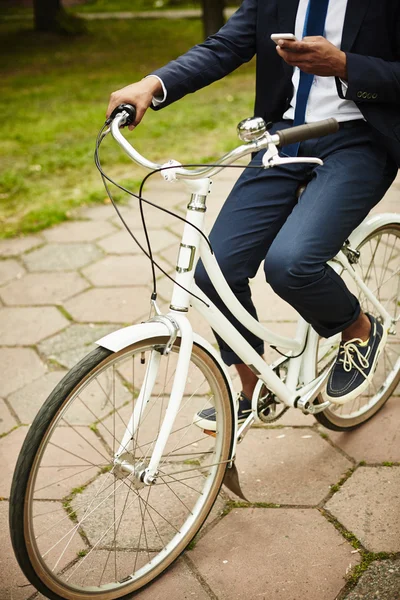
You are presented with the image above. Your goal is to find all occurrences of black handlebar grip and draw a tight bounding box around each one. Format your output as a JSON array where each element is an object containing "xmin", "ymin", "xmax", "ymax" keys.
[
  {"xmin": 276, "ymin": 118, "xmax": 339, "ymax": 147},
  {"xmin": 107, "ymin": 103, "xmax": 137, "ymax": 127}
]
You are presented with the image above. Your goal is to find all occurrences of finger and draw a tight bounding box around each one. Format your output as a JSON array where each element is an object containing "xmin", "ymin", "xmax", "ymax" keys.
[
  {"xmin": 279, "ymin": 40, "xmax": 308, "ymax": 52},
  {"xmin": 106, "ymin": 91, "xmax": 120, "ymax": 119},
  {"xmin": 277, "ymin": 47, "xmax": 311, "ymax": 65}
]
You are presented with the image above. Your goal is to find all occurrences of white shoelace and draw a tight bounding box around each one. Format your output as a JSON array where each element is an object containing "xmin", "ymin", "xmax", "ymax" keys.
[{"xmin": 339, "ymin": 338, "xmax": 370, "ymax": 378}]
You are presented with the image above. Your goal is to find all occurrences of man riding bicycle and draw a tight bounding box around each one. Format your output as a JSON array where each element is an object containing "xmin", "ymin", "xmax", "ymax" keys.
[{"xmin": 107, "ymin": 0, "xmax": 400, "ymax": 428}]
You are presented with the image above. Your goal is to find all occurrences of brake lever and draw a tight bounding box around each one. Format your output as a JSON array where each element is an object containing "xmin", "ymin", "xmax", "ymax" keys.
[{"xmin": 261, "ymin": 142, "xmax": 323, "ymax": 169}]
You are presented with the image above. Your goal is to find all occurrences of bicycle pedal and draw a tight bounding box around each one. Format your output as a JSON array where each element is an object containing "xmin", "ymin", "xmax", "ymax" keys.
[{"xmin": 203, "ymin": 429, "xmax": 216, "ymax": 437}]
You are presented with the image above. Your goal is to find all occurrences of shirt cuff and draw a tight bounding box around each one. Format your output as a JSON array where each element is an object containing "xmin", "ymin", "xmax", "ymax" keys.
[
  {"xmin": 339, "ymin": 78, "xmax": 348, "ymax": 97},
  {"xmin": 145, "ymin": 75, "xmax": 167, "ymax": 106}
]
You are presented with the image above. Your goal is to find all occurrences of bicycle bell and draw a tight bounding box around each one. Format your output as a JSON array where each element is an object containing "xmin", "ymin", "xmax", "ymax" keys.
[{"xmin": 237, "ymin": 116, "xmax": 267, "ymax": 142}]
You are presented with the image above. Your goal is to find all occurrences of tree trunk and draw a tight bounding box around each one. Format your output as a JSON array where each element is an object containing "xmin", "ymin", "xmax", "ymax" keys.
[
  {"xmin": 201, "ymin": 0, "xmax": 225, "ymax": 38},
  {"xmin": 33, "ymin": 0, "xmax": 63, "ymax": 32}
]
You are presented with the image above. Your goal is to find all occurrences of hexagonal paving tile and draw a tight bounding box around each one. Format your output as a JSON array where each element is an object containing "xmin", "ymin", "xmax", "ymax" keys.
[
  {"xmin": 125, "ymin": 559, "xmax": 210, "ymax": 600},
  {"xmin": 0, "ymin": 398, "xmax": 17, "ymax": 435},
  {"xmin": 0, "ymin": 259, "xmax": 26, "ymax": 285},
  {"xmin": 321, "ymin": 396, "xmax": 400, "ymax": 463},
  {"xmin": 30, "ymin": 426, "xmax": 111, "ymax": 500},
  {"xmin": 230, "ymin": 428, "xmax": 352, "ymax": 505},
  {"xmin": 23, "ymin": 243, "xmax": 102, "ymax": 272},
  {"xmin": 0, "ymin": 235, "xmax": 42, "ymax": 258},
  {"xmin": 38, "ymin": 323, "xmax": 116, "ymax": 369},
  {"xmin": 37, "ymin": 323, "xmax": 116, "ymax": 368},
  {"xmin": 190, "ymin": 508, "xmax": 359, "ymax": 600},
  {"xmin": 8, "ymin": 371, "xmax": 67, "ymax": 423},
  {"xmin": 97, "ymin": 228, "xmax": 179, "ymax": 255},
  {"xmin": 345, "ymin": 558, "xmax": 400, "ymax": 600},
  {"xmin": 0, "ymin": 347, "xmax": 46, "ymax": 396},
  {"xmin": 0, "ymin": 271, "xmax": 89, "ymax": 306},
  {"xmin": 72, "ymin": 468, "xmax": 225, "ymax": 549},
  {"xmin": 326, "ymin": 466, "xmax": 400, "ymax": 552},
  {"xmin": 82, "ymin": 255, "xmax": 154, "ymax": 287},
  {"xmin": 42, "ymin": 220, "xmax": 116, "ymax": 243},
  {"xmin": 77, "ymin": 203, "xmax": 116, "ymax": 221},
  {"xmin": 0, "ymin": 307, "xmax": 68, "ymax": 345},
  {"xmin": 65, "ymin": 287, "xmax": 153, "ymax": 323}
]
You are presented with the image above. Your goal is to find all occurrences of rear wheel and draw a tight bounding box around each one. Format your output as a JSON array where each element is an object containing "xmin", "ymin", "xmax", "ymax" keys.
[
  {"xmin": 10, "ymin": 337, "xmax": 233, "ymax": 599},
  {"xmin": 315, "ymin": 223, "xmax": 400, "ymax": 431}
]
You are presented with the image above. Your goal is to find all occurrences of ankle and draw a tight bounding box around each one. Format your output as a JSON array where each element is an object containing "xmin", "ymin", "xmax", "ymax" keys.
[
  {"xmin": 241, "ymin": 388, "xmax": 254, "ymax": 402},
  {"xmin": 342, "ymin": 313, "xmax": 371, "ymax": 343}
]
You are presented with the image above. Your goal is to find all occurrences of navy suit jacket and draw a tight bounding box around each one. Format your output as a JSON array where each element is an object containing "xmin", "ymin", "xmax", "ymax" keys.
[{"xmin": 152, "ymin": 0, "xmax": 400, "ymax": 167}]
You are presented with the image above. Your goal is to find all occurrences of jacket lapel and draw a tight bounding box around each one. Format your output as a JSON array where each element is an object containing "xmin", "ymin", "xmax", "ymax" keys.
[
  {"xmin": 278, "ymin": 0, "xmax": 300, "ymax": 34},
  {"xmin": 341, "ymin": 0, "xmax": 372, "ymax": 51}
]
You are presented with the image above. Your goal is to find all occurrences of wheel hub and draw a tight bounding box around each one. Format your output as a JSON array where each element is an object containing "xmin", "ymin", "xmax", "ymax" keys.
[{"xmin": 113, "ymin": 453, "xmax": 146, "ymax": 490}]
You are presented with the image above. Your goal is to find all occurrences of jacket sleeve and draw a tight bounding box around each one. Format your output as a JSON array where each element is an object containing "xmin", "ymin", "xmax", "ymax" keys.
[
  {"xmin": 339, "ymin": 53, "xmax": 400, "ymax": 104},
  {"xmin": 149, "ymin": 0, "xmax": 257, "ymax": 109}
]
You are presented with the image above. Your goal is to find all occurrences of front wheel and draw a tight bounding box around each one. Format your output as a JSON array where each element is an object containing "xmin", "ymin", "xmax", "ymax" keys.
[
  {"xmin": 10, "ymin": 337, "xmax": 233, "ymax": 600},
  {"xmin": 315, "ymin": 223, "xmax": 400, "ymax": 431}
]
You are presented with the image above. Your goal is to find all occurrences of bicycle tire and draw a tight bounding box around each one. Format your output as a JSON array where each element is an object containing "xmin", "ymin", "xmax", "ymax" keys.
[
  {"xmin": 315, "ymin": 223, "xmax": 400, "ymax": 431},
  {"xmin": 10, "ymin": 338, "xmax": 234, "ymax": 600}
]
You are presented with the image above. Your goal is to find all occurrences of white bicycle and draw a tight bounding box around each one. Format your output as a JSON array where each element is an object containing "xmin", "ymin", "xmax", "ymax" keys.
[{"xmin": 10, "ymin": 107, "xmax": 400, "ymax": 600}]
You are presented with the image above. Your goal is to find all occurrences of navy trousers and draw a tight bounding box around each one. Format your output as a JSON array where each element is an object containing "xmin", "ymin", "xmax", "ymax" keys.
[{"xmin": 195, "ymin": 120, "xmax": 397, "ymax": 366}]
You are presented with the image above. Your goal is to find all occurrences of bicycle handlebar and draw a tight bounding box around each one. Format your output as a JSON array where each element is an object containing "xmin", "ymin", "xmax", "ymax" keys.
[
  {"xmin": 107, "ymin": 105, "xmax": 339, "ymax": 180},
  {"xmin": 275, "ymin": 118, "xmax": 339, "ymax": 147}
]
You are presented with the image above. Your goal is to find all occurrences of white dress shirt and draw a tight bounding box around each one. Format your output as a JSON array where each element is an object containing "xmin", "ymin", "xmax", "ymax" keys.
[
  {"xmin": 283, "ymin": 0, "xmax": 362, "ymax": 122},
  {"xmin": 151, "ymin": 0, "xmax": 362, "ymax": 122}
]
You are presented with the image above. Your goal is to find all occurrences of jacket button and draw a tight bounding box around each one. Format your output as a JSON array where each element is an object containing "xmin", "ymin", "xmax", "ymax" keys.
[
  {"xmin": 357, "ymin": 91, "xmax": 363, "ymax": 98},
  {"xmin": 367, "ymin": 93, "xmax": 372, "ymax": 99},
  {"xmin": 372, "ymin": 93, "xmax": 378, "ymax": 99},
  {"xmin": 362, "ymin": 92, "xmax": 368, "ymax": 98}
]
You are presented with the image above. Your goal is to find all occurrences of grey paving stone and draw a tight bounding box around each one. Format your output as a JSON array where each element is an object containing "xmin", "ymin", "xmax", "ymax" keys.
[
  {"xmin": 0, "ymin": 235, "xmax": 42, "ymax": 258},
  {"xmin": 73, "ymin": 468, "xmax": 225, "ymax": 549},
  {"xmin": 0, "ymin": 426, "xmax": 29, "ymax": 497},
  {"xmin": 77, "ymin": 203, "xmax": 117, "ymax": 221},
  {"xmin": 0, "ymin": 271, "xmax": 89, "ymax": 306},
  {"xmin": 230, "ymin": 428, "xmax": 352, "ymax": 505},
  {"xmin": 65, "ymin": 287, "xmax": 153, "ymax": 323},
  {"xmin": 43, "ymin": 220, "xmax": 117, "ymax": 243},
  {"xmin": 321, "ymin": 396, "xmax": 400, "ymax": 463},
  {"xmin": 23, "ymin": 243, "xmax": 102, "ymax": 272},
  {"xmin": 97, "ymin": 228, "xmax": 179, "ymax": 255},
  {"xmin": 110, "ymin": 205, "xmax": 179, "ymax": 230},
  {"xmin": 83, "ymin": 255, "xmax": 154, "ymax": 287},
  {"xmin": 31, "ymin": 426, "xmax": 111, "ymax": 500},
  {"xmin": 0, "ymin": 398, "xmax": 17, "ymax": 435},
  {"xmin": 38, "ymin": 323, "xmax": 116, "ymax": 368},
  {"xmin": 0, "ymin": 259, "xmax": 26, "ymax": 285},
  {"xmin": 133, "ymin": 559, "xmax": 210, "ymax": 599},
  {"xmin": 345, "ymin": 559, "xmax": 400, "ymax": 600},
  {"xmin": 326, "ymin": 466, "xmax": 400, "ymax": 552},
  {"xmin": 190, "ymin": 508, "xmax": 359, "ymax": 600},
  {"xmin": 0, "ymin": 348, "xmax": 46, "ymax": 396},
  {"xmin": 0, "ymin": 501, "xmax": 38, "ymax": 600},
  {"xmin": 8, "ymin": 371, "xmax": 67, "ymax": 423},
  {"xmin": 0, "ymin": 306, "xmax": 68, "ymax": 345}
]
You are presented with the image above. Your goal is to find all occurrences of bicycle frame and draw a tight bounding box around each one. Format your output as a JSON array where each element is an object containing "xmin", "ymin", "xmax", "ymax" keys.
[
  {"xmin": 98, "ymin": 169, "xmax": 398, "ymax": 485},
  {"xmin": 96, "ymin": 114, "xmax": 399, "ymax": 483}
]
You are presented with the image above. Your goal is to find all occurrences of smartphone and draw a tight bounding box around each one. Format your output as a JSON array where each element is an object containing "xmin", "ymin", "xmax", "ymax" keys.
[{"xmin": 270, "ymin": 33, "xmax": 297, "ymax": 45}]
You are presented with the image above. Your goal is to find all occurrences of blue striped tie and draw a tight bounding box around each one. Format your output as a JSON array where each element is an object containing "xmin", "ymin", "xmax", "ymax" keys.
[{"xmin": 285, "ymin": 0, "xmax": 331, "ymax": 156}]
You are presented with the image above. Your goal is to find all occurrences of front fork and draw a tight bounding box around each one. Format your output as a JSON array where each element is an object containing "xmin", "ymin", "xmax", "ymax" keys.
[{"xmin": 113, "ymin": 313, "xmax": 193, "ymax": 485}]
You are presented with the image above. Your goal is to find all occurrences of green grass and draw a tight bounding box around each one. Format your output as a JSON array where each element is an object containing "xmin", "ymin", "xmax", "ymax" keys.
[
  {"xmin": 0, "ymin": 18, "xmax": 254, "ymax": 237},
  {"xmin": 1, "ymin": 1, "xmax": 241, "ymax": 17}
]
